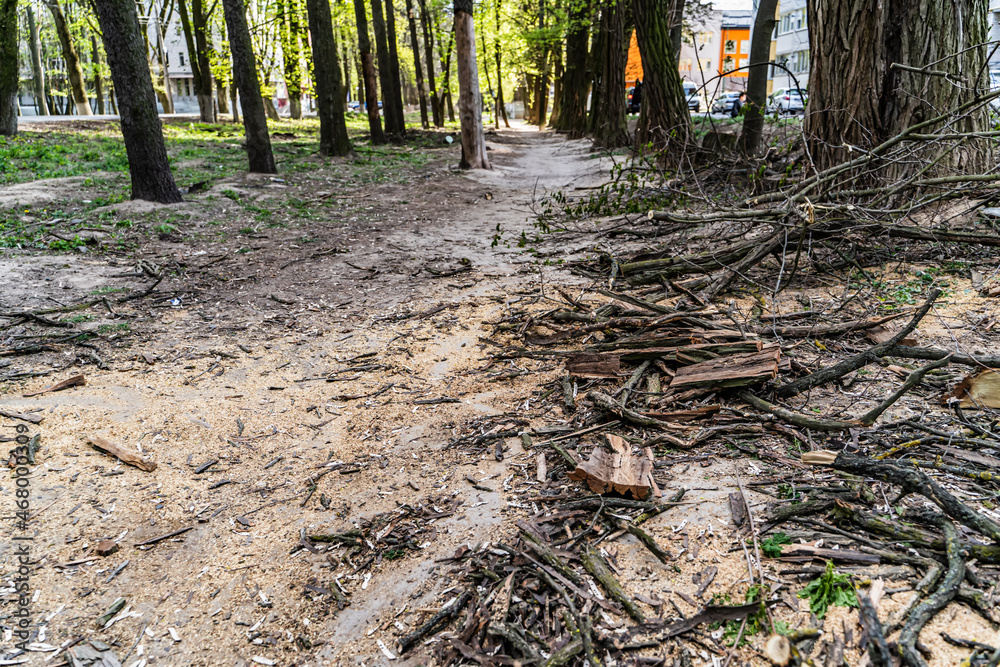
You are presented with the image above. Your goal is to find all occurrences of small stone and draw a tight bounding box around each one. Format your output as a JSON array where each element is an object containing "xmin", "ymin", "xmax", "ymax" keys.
[{"xmin": 96, "ymin": 540, "xmax": 119, "ymax": 557}]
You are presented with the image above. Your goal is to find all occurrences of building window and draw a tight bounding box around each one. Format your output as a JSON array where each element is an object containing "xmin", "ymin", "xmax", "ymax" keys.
[
  {"xmin": 696, "ymin": 31, "xmax": 712, "ymax": 46},
  {"xmin": 179, "ymin": 53, "xmax": 185, "ymax": 66},
  {"xmin": 724, "ymin": 39, "xmax": 736, "ymax": 54},
  {"xmin": 678, "ymin": 58, "xmax": 692, "ymax": 72}
]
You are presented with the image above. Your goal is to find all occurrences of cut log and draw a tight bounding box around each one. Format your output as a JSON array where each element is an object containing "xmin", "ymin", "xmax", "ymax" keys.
[
  {"xmin": 565, "ymin": 352, "xmax": 620, "ymax": 379},
  {"xmin": 88, "ymin": 435, "xmax": 157, "ymax": 472},
  {"xmin": 669, "ymin": 346, "xmax": 781, "ymax": 390},
  {"xmin": 942, "ymin": 370, "xmax": 1000, "ymax": 409},
  {"xmin": 568, "ymin": 434, "xmax": 656, "ymax": 500}
]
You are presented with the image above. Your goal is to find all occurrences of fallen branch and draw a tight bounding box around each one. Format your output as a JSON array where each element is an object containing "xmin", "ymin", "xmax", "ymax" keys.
[
  {"xmin": 859, "ymin": 356, "xmax": 951, "ymax": 425},
  {"xmin": 776, "ymin": 289, "xmax": 939, "ymax": 398}
]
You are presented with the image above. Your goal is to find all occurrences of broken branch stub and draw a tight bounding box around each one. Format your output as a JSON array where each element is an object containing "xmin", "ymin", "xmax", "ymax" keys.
[{"xmin": 88, "ymin": 435, "xmax": 157, "ymax": 472}]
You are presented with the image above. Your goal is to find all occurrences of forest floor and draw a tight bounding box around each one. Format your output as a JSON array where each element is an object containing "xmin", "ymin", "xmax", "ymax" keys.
[{"xmin": 0, "ymin": 117, "xmax": 998, "ymax": 667}]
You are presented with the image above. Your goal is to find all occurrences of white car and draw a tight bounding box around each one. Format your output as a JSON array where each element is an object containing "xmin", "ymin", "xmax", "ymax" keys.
[{"xmin": 768, "ymin": 88, "xmax": 806, "ymax": 114}]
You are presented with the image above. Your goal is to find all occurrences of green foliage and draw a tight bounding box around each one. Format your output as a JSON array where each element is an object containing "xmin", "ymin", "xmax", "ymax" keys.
[
  {"xmin": 711, "ymin": 584, "xmax": 772, "ymax": 647},
  {"xmin": 797, "ymin": 561, "xmax": 858, "ymax": 619},
  {"xmin": 761, "ymin": 532, "xmax": 792, "ymax": 558}
]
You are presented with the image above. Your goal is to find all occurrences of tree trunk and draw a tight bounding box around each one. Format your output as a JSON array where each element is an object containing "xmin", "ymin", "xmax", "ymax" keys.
[
  {"xmin": 371, "ymin": 0, "xmax": 404, "ymax": 136},
  {"xmin": 418, "ymin": 0, "xmax": 443, "ymax": 126},
  {"xmin": 27, "ymin": 8, "xmax": 49, "ymax": 116},
  {"xmin": 534, "ymin": 0, "xmax": 549, "ymax": 129},
  {"xmin": 549, "ymin": 50, "xmax": 562, "ymax": 127},
  {"xmin": 591, "ymin": 0, "xmax": 629, "ymax": 147},
  {"xmin": 805, "ymin": 0, "xmax": 991, "ymax": 175},
  {"xmin": 554, "ymin": 0, "xmax": 589, "ymax": 135},
  {"xmin": 192, "ymin": 0, "xmax": 216, "ymax": 122},
  {"xmin": 92, "ymin": 0, "xmax": 182, "ymax": 202},
  {"xmin": 305, "ymin": 0, "xmax": 354, "ymax": 156},
  {"xmin": 454, "ymin": 0, "xmax": 490, "ymax": 168},
  {"xmin": 354, "ymin": 0, "xmax": 386, "ymax": 142},
  {"xmin": 738, "ymin": 0, "xmax": 777, "ymax": 155},
  {"xmin": 44, "ymin": 0, "xmax": 93, "ymax": 115},
  {"xmin": 0, "ymin": 0, "xmax": 15, "ymax": 134},
  {"xmin": 632, "ymin": 0, "xmax": 690, "ymax": 154},
  {"xmin": 218, "ymin": 81, "xmax": 230, "ymax": 113},
  {"xmin": 230, "ymin": 85, "xmax": 240, "ymax": 122},
  {"xmin": 222, "ymin": 0, "xmax": 277, "ymax": 172},
  {"xmin": 442, "ymin": 27, "xmax": 456, "ymax": 122},
  {"xmin": 384, "ymin": 0, "xmax": 407, "ymax": 133},
  {"xmin": 279, "ymin": 0, "xmax": 304, "ymax": 120},
  {"xmin": 405, "ymin": 0, "xmax": 429, "ymax": 128},
  {"xmin": 90, "ymin": 35, "xmax": 106, "ymax": 114},
  {"xmin": 494, "ymin": 0, "xmax": 509, "ymax": 128},
  {"xmin": 668, "ymin": 0, "xmax": 683, "ymax": 58}
]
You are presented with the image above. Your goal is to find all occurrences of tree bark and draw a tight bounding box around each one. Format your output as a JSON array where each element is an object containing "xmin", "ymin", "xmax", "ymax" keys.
[
  {"xmin": 279, "ymin": 0, "xmax": 304, "ymax": 119},
  {"xmin": 371, "ymin": 0, "xmax": 404, "ymax": 136},
  {"xmin": 0, "ymin": 0, "xmax": 16, "ymax": 134},
  {"xmin": 494, "ymin": 0, "xmax": 509, "ymax": 128},
  {"xmin": 418, "ymin": 0, "xmax": 443, "ymax": 126},
  {"xmin": 222, "ymin": 0, "xmax": 277, "ymax": 172},
  {"xmin": 441, "ymin": 27, "xmax": 455, "ymax": 121},
  {"xmin": 354, "ymin": 0, "xmax": 387, "ymax": 142},
  {"xmin": 305, "ymin": 0, "xmax": 354, "ymax": 156},
  {"xmin": 738, "ymin": 0, "xmax": 777, "ymax": 155},
  {"xmin": 192, "ymin": 0, "xmax": 216, "ymax": 122},
  {"xmin": 92, "ymin": 0, "xmax": 182, "ymax": 202},
  {"xmin": 591, "ymin": 0, "xmax": 628, "ymax": 147},
  {"xmin": 454, "ymin": 0, "xmax": 490, "ymax": 168},
  {"xmin": 27, "ymin": 8, "xmax": 49, "ymax": 116},
  {"xmin": 44, "ymin": 0, "xmax": 94, "ymax": 115},
  {"xmin": 632, "ymin": 0, "xmax": 690, "ymax": 154},
  {"xmin": 404, "ymin": 0, "xmax": 429, "ymax": 128},
  {"xmin": 554, "ymin": 0, "xmax": 590, "ymax": 135},
  {"xmin": 217, "ymin": 81, "xmax": 230, "ymax": 113},
  {"xmin": 549, "ymin": 49, "xmax": 562, "ymax": 126},
  {"xmin": 90, "ymin": 34, "xmax": 106, "ymax": 114},
  {"xmin": 384, "ymin": 0, "xmax": 407, "ymax": 134},
  {"xmin": 805, "ymin": 0, "xmax": 991, "ymax": 175}
]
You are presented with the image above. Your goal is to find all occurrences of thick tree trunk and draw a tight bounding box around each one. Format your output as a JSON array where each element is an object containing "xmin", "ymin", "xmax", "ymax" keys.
[
  {"xmin": 554, "ymin": 0, "xmax": 590, "ymax": 135},
  {"xmin": 354, "ymin": 0, "xmax": 386, "ymax": 142},
  {"xmin": 668, "ymin": 0, "xmax": 683, "ymax": 58},
  {"xmin": 27, "ymin": 8, "xmax": 49, "ymax": 116},
  {"xmin": 384, "ymin": 0, "xmax": 407, "ymax": 133},
  {"xmin": 418, "ymin": 0, "xmax": 443, "ymax": 126},
  {"xmin": 494, "ymin": 0, "xmax": 509, "ymax": 128},
  {"xmin": 92, "ymin": 0, "xmax": 182, "ymax": 202},
  {"xmin": 805, "ymin": 0, "xmax": 991, "ymax": 175},
  {"xmin": 371, "ymin": 0, "xmax": 404, "ymax": 136},
  {"xmin": 591, "ymin": 0, "xmax": 628, "ymax": 147},
  {"xmin": 0, "ymin": 0, "xmax": 15, "ymax": 134},
  {"xmin": 222, "ymin": 0, "xmax": 277, "ymax": 172},
  {"xmin": 738, "ymin": 0, "xmax": 777, "ymax": 155},
  {"xmin": 45, "ymin": 0, "xmax": 93, "ymax": 115},
  {"xmin": 533, "ymin": 0, "xmax": 549, "ymax": 129},
  {"xmin": 279, "ymin": 0, "xmax": 304, "ymax": 120},
  {"xmin": 230, "ymin": 84, "xmax": 239, "ymax": 122},
  {"xmin": 632, "ymin": 0, "xmax": 690, "ymax": 154},
  {"xmin": 305, "ymin": 0, "xmax": 354, "ymax": 156},
  {"xmin": 405, "ymin": 0, "xmax": 429, "ymax": 128},
  {"xmin": 454, "ymin": 0, "xmax": 489, "ymax": 168},
  {"xmin": 90, "ymin": 35, "xmax": 106, "ymax": 114}
]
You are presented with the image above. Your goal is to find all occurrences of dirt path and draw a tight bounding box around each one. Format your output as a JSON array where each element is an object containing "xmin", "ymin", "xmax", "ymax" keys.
[{"xmin": 0, "ymin": 127, "xmax": 619, "ymax": 666}]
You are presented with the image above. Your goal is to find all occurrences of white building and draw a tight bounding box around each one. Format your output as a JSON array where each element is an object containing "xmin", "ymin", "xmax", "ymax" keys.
[
  {"xmin": 990, "ymin": 0, "xmax": 1000, "ymax": 71},
  {"xmin": 770, "ymin": 0, "xmax": 810, "ymax": 92}
]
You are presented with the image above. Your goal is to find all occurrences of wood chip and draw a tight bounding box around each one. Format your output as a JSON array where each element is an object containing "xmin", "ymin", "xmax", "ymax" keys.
[
  {"xmin": 568, "ymin": 434, "xmax": 656, "ymax": 500},
  {"xmin": 88, "ymin": 435, "xmax": 157, "ymax": 472},
  {"xmin": 23, "ymin": 374, "xmax": 85, "ymax": 397}
]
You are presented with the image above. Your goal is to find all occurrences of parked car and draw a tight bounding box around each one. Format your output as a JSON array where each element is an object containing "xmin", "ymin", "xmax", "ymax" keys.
[
  {"xmin": 626, "ymin": 86, "xmax": 642, "ymax": 114},
  {"xmin": 627, "ymin": 82, "xmax": 700, "ymax": 113},
  {"xmin": 767, "ymin": 88, "xmax": 805, "ymax": 114},
  {"xmin": 710, "ymin": 91, "xmax": 742, "ymax": 114},
  {"xmin": 682, "ymin": 82, "xmax": 700, "ymax": 112},
  {"xmin": 347, "ymin": 100, "xmax": 383, "ymax": 111}
]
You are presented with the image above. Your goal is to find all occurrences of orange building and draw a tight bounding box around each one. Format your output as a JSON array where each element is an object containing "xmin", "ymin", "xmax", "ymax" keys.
[
  {"xmin": 719, "ymin": 27, "xmax": 750, "ymax": 78},
  {"xmin": 625, "ymin": 31, "xmax": 643, "ymax": 87}
]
